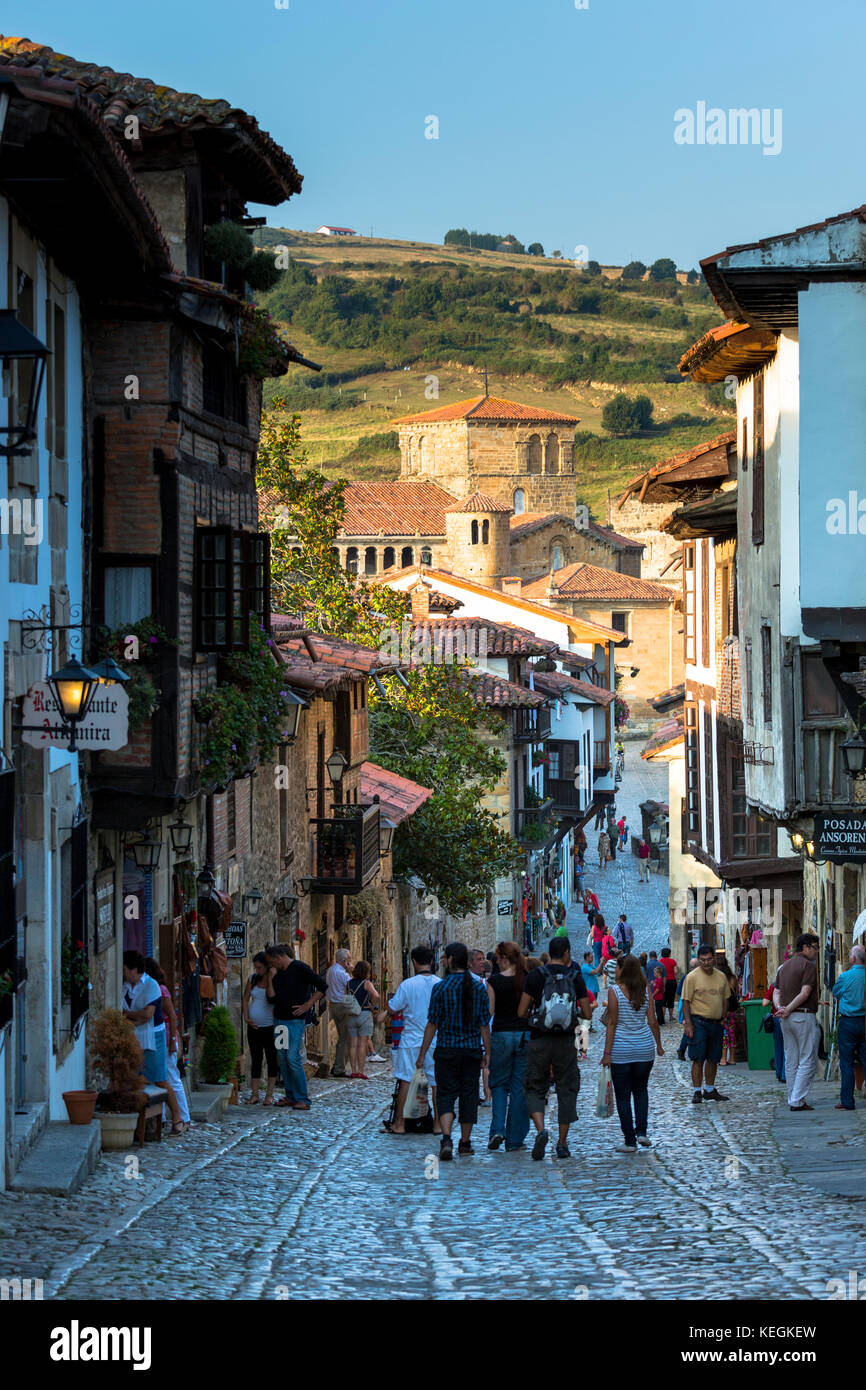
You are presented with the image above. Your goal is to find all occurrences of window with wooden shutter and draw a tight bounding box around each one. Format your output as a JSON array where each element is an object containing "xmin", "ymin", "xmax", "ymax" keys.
[
  {"xmin": 702, "ymin": 706, "xmax": 715, "ymax": 851},
  {"xmin": 683, "ymin": 543, "xmax": 696, "ymax": 663},
  {"xmin": 700, "ymin": 540, "xmax": 710, "ymax": 668},
  {"xmin": 761, "ymin": 624, "xmax": 773, "ymax": 726},
  {"xmin": 684, "ymin": 701, "xmax": 700, "ymax": 841},
  {"xmin": 194, "ymin": 527, "xmax": 271, "ymax": 652},
  {"xmin": 729, "ymin": 744, "xmax": 773, "ymax": 859},
  {"xmin": 751, "ymin": 375, "xmax": 765, "ymax": 545}
]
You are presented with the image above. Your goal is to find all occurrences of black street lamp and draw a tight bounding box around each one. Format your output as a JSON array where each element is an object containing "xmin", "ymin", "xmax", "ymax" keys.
[
  {"xmin": 841, "ymin": 731, "xmax": 866, "ymax": 779},
  {"xmin": 244, "ymin": 888, "xmax": 264, "ymax": 918},
  {"xmin": 196, "ymin": 864, "xmax": 216, "ymax": 900},
  {"xmin": 325, "ymin": 748, "xmax": 348, "ymax": 786},
  {"xmin": 278, "ymin": 689, "xmax": 307, "ymax": 745},
  {"xmin": 91, "ymin": 655, "xmax": 131, "ymax": 687},
  {"xmin": 379, "ymin": 817, "xmax": 396, "ymax": 858},
  {"xmin": 168, "ymin": 810, "xmax": 193, "ymax": 857},
  {"xmin": 0, "ymin": 310, "xmax": 49, "ymax": 456},
  {"xmin": 47, "ymin": 655, "xmax": 101, "ymax": 751},
  {"xmin": 385, "ymin": 881, "xmax": 397, "ymax": 903},
  {"xmin": 127, "ymin": 831, "xmax": 162, "ymax": 874}
]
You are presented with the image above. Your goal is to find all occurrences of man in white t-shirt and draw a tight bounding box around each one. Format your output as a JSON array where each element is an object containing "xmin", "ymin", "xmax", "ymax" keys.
[
  {"xmin": 384, "ymin": 945, "xmax": 440, "ymax": 1134},
  {"xmin": 325, "ymin": 948, "xmax": 353, "ymax": 1077}
]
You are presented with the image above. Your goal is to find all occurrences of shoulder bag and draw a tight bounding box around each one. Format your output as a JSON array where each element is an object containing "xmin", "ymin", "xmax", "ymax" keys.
[{"xmin": 343, "ymin": 981, "xmax": 362, "ymax": 1018}]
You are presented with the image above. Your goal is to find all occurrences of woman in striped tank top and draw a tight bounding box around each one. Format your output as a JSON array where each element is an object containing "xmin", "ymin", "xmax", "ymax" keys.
[{"xmin": 601, "ymin": 954, "xmax": 664, "ymax": 1153}]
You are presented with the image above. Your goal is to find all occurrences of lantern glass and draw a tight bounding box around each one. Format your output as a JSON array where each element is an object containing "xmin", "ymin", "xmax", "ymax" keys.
[
  {"xmin": 379, "ymin": 817, "xmax": 396, "ymax": 857},
  {"xmin": 92, "ymin": 655, "xmax": 131, "ymax": 686},
  {"xmin": 0, "ymin": 311, "xmax": 49, "ymax": 456},
  {"xmin": 244, "ymin": 888, "xmax": 264, "ymax": 917},
  {"xmin": 48, "ymin": 655, "xmax": 101, "ymax": 722},
  {"xmin": 169, "ymin": 819, "xmax": 193, "ymax": 856},
  {"xmin": 841, "ymin": 732, "xmax": 866, "ymax": 778},
  {"xmin": 326, "ymin": 748, "xmax": 348, "ymax": 785},
  {"xmin": 129, "ymin": 835, "xmax": 161, "ymax": 873}
]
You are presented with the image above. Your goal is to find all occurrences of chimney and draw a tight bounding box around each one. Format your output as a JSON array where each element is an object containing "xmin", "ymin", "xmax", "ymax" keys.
[
  {"xmin": 410, "ymin": 580, "xmax": 430, "ymax": 621},
  {"xmin": 501, "ymin": 576, "xmax": 522, "ymax": 597}
]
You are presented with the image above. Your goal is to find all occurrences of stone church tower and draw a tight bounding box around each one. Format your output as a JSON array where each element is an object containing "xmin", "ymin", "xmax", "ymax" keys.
[
  {"xmin": 444, "ymin": 492, "xmax": 511, "ymax": 585},
  {"xmin": 394, "ymin": 394, "xmax": 578, "ymax": 517}
]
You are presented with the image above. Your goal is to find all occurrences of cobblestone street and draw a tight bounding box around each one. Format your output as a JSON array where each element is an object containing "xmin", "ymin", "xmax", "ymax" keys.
[
  {"xmin": 2, "ymin": 748, "xmax": 864, "ymax": 1303},
  {"xmin": 2, "ymin": 1036, "xmax": 865, "ymax": 1301}
]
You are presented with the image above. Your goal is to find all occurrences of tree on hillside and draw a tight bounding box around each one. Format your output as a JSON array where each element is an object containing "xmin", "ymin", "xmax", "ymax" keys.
[
  {"xmin": 585, "ymin": 260, "xmax": 602, "ymax": 276},
  {"xmin": 551, "ymin": 249, "xmax": 562, "ymax": 258},
  {"xmin": 621, "ymin": 260, "xmax": 646, "ymax": 280},
  {"xmin": 601, "ymin": 392, "xmax": 654, "ymax": 436},
  {"xmin": 527, "ymin": 242, "xmax": 545, "ymax": 257},
  {"xmin": 649, "ymin": 257, "xmax": 677, "ymax": 282},
  {"xmin": 444, "ymin": 228, "xmax": 471, "ymax": 247},
  {"xmin": 686, "ymin": 268, "xmax": 701, "ymax": 284}
]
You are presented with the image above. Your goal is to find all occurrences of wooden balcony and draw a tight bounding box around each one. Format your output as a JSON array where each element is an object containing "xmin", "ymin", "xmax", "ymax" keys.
[
  {"xmin": 794, "ymin": 721, "xmax": 854, "ymax": 809},
  {"xmin": 310, "ymin": 802, "xmax": 380, "ymax": 895},
  {"xmin": 516, "ymin": 797, "xmax": 555, "ymax": 846},
  {"xmin": 593, "ymin": 739, "xmax": 610, "ymax": 771},
  {"xmin": 545, "ymin": 776, "xmax": 584, "ymax": 813},
  {"xmin": 513, "ymin": 705, "xmax": 551, "ymax": 743}
]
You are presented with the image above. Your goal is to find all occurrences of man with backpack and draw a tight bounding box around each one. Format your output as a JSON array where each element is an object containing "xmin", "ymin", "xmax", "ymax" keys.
[
  {"xmin": 518, "ymin": 936, "xmax": 591, "ymax": 1161},
  {"xmin": 614, "ymin": 914, "xmax": 633, "ymax": 955}
]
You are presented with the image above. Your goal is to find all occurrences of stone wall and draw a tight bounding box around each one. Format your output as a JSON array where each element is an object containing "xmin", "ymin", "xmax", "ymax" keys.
[{"xmin": 608, "ymin": 497, "xmax": 681, "ymax": 580}]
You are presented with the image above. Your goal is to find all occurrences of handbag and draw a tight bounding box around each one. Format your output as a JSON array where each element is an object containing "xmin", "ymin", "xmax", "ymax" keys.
[
  {"xmin": 595, "ymin": 1066, "xmax": 614, "ymax": 1119},
  {"xmin": 198, "ymin": 974, "xmax": 214, "ymax": 1000},
  {"xmin": 760, "ymin": 1011, "xmax": 776, "ymax": 1034}
]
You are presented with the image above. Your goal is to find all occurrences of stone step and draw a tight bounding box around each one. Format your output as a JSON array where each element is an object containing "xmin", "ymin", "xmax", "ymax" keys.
[
  {"xmin": 10, "ymin": 1120, "xmax": 100, "ymax": 1197},
  {"xmin": 187, "ymin": 1091, "xmax": 225, "ymax": 1124},
  {"xmin": 10, "ymin": 1101, "xmax": 49, "ymax": 1172}
]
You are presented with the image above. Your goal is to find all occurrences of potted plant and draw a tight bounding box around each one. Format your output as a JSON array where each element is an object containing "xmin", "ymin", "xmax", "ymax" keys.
[
  {"xmin": 61, "ymin": 1089, "xmax": 99, "ymax": 1125},
  {"xmin": 197, "ymin": 1005, "xmax": 239, "ymax": 1113},
  {"xmin": 90, "ymin": 1009, "xmax": 144, "ymax": 1150}
]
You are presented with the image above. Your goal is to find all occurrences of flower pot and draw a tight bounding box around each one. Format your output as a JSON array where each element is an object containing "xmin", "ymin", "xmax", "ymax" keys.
[
  {"xmin": 62, "ymin": 1090, "xmax": 98, "ymax": 1125},
  {"xmin": 98, "ymin": 1111, "xmax": 139, "ymax": 1151}
]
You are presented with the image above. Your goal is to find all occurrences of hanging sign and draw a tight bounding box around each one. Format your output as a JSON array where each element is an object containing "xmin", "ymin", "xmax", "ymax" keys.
[
  {"xmin": 22, "ymin": 683, "xmax": 130, "ymax": 750},
  {"xmin": 497, "ymin": 899, "xmax": 514, "ymax": 916},
  {"xmin": 814, "ymin": 812, "xmax": 866, "ymax": 864},
  {"xmin": 94, "ymin": 867, "xmax": 116, "ymax": 952},
  {"xmin": 224, "ymin": 920, "xmax": 248, "ymax": 959}
]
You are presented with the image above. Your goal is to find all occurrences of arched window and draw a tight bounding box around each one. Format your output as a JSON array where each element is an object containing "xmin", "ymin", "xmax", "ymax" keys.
[
  {"xmin": 482, "ymin": 519, "xmax": 489, "ymax": 544},
  {"xmin": 383, "ymin": 546, "xmax": 396, "ymax": 570},
  {"xmin": 419, "ymin": 435, "xmax": 430, "ymax": 472},
  {"xmin": 527, "ymin": 434, "xmax": 543, "ymax": 474},
  {"xmin": 364, "ymin": 546, "xmax": 377, "ymax": 576},
  {"xmin": 545, "ymin": 433, "xmax": 559, "ymax": 474},
  {"xmin": 513, "ymin": 488, "xmax": 525, "ymax": 516},
  {"xmin": 471, "ymin": 519, "xmax": 479, "ymax": 545},
  {"xmin": 420, "ymin": 546, "xmax": 432, "ymax": 565},
  {"xmin": 401, "ymin": 545, "xmax": 414, "ymax": 567},
  {"xmin": 552, "ymin": 543, "xmax": 563, "ymax": 570},
  {"xmin": 346, "ymin": 546, "xmax": 358, "ymax": 575}
]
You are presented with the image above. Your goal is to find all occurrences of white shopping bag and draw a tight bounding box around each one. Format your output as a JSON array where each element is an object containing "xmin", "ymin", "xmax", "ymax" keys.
[
  {"xmin": 404, "ymin": 1066, "xmax": 427, "ymax": 1119},
  {"xmin": 595, "ymin": 1066, "xmax": 614, "ymax": 1119}
]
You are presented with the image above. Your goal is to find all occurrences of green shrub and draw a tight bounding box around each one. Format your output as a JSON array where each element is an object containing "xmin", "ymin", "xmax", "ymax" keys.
[{"xmin": 200, "ymin": 1006, "xmax": 239, "ymax": 1084}]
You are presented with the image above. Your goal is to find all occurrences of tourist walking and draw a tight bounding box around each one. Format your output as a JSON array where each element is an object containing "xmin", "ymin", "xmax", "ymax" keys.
[
  {"xmin": 578, "ymin": 951, "xmax": 599, "ymax": 1057},
  {"xmin": 651, "ymin": 966, "xmax": 666, "ymax": 1026},
  {"xmin": 346, "ymin": 961, "xmax": 380, "ymax": 1080},
  {"xmin": 242, "ymin": 952, "xmax": 279, "ymax": 1105},
  {"xmin": 518, "ymin": 936, "xmax": 591, "ymax": 1160},
  {"xmin": 145, "ymin": 957, "xmax": 190, "ymax": 1129},
  {"xmin": 383, "ymin": 945, "xmax": 440, "ymax": 1134},
  {"xmin": 485, "ymin": 941, "xmax": 532, "ymax": 1151},
  {"xmin": 602, "ymin": 953, "xmax": 664, "ymax": 1152},
  {"xmin": 637, "ymin": 838, "xmax": 651, "ymax": 882},
  {"xmin": 774, "ymin": 932, "xmax": 821, "ymax": 1112},
  {"xmin": 325, "ymin": 947, "xmax": 353, "ymax": 1077},
  {"xmin": 660, "ymin": 948, "xmax": 679, "ymax": 1023},
  {"xmin": 763, "ymin": 980, "xmax": 786, "ymax": 1083},
  {"xmin": 614, "ymin": 913, "xmax": 634, "ymax": 955},
  {"xmin": 681, "ymin": 945, "xmax": 732, "ymax": 1103},
  {"xmin": 716, "ymin": 957, "xmax": 740, "ymax": 1066},
  {"xmin": 122, "ymin": 951, "xmax": 185, "ymax": 1134},
  {"xmin": 417, "ymin": 942, "xmax": 491, "ymax": 1160},
  {"xmin": 597, "ymin": 827, "xmax": 611, "ymax": 870},
  {"xmin": 832, "ymin": 945, "xmax": 865, "ymax": 1111},
  {"xmin": 264, "ymin": 944, "xmax": 327, "ymax": 1110}
]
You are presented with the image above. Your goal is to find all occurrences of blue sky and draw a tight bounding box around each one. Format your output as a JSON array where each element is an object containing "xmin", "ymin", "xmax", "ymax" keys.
[{"xmin": 5, "ymin": 0, "xmax": 864, "ymax": 267}]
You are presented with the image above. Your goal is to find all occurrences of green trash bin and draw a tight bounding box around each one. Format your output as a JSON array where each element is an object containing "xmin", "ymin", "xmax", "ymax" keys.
[{"xmin": 743, "ymin": 999, "xmax": 775, "ymax": 1071}]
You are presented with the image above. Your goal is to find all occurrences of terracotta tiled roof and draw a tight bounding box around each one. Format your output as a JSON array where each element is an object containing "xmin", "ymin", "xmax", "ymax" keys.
[
  {"xmin": 509, "ymin": 512, "xmax": 569, "ymax": 539},
  {"xmin": 678, "ymin": 320, "xmax": 778, "ymax": 385},
  {"xmin": 0, "ymin": 35, "xmax": 301, "ymax": 203},
  {"xmin": 530, "ymin": 670, "xmax": 612, "ymax": 705},
  {"xmin": 461, "ymin": 670, "xmax": 547, "ymax": 709},
  {"xmin": 617, "ymin": 432, "xmax": 736, "ymax": 508},
  {"xmin": 340, "ymin": 481, "xmax": 456, "ymax": 536},
  {"xmin": 445, "ymin": 491, "xmax": 512, "ymax": 514},
  {"xmin": 642, "ymin": 715, "xmax": 684, "ymax": 759},
  {"xmin": 586, "ymin": 520, "xmax": 644, "ymax": 550},
  {"xmin": 406, "ymin": 618, "xmax": 559, "ymax": 658},
  {"xmin": 521, "ymin": 564, "xmax": 677, "ymax": 604},
  {"xmin": 392, "ymin": 394, "xmax": 580, "ymax": 426},
  {"xmin": 360, "ymin": 762, "xmax": 432, "ymax": 824},
  {"xmin": 376, "ymin": 565, "xmax": 624, "ymax": 645},
  {"xmin": 271, "ymin": 620, "xmax": 402, "ymax": 692},
  {"xmin": 649, "ymin": 683, "xmax": 685, "ymax": 712}
]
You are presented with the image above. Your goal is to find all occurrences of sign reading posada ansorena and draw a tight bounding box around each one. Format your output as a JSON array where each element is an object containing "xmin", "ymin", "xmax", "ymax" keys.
[{"xmin": 813, "ymin": 812, "xmax": 866, "ymax": 863}]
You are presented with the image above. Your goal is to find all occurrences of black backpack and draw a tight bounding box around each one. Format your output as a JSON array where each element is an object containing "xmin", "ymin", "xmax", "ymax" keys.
[{"xmin": 529, "ymin": 966, "xmax": 580, "ymax": 1033}]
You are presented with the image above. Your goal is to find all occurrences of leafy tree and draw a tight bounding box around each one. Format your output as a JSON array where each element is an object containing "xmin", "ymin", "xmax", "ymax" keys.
[
  {"xmin": 601, "ymin": 392, "xmax": 654, "ymax": 435},
  {"xmin": 648, "ymin": 257, "xmax": 677, "ymax": 282},
  {"xmin": 686, "ymin": 268, "xmax": 701, "ymax": 284},
  {"xmin": 444, "ymin": 228, "xmax": 471, "ymax": 246},
  {"xmin": 527, "ymin": 242, "xmax": 545, "ymax": 256},
  {"xmin": 621, "ymin": 260, "xmax": 646, "ymax": 280},
  {"xmin": 369, "ymin": 666, "xmax": 523, "ymax": 916},
  {"xmin": 584, "ymin": 260, "xmax": 602, "ymax": 276},
  {"xmin": 551, "ymin": 249, "xmax": 562, "ymax": 258}
]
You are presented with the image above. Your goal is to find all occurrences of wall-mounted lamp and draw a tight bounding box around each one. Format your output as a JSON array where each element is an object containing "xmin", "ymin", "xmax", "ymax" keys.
[{"xmin": 244, "ymin": 887, "xmax": 264, "ymax": 918}]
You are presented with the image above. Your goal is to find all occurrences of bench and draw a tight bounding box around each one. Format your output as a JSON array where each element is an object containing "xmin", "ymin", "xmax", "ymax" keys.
[{"xmin": 134, "ymin": 1085, "xmax": 166, "ymax": 1146}]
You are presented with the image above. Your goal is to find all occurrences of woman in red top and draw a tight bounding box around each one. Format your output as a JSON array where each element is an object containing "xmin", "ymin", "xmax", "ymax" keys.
[{"xmin": 659, "ymin": 948, "xmax": 679, "ymax": 1022}]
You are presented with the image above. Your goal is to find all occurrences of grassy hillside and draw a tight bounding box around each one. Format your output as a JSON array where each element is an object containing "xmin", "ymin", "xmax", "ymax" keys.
[{"xmin": 253, "ymin": 229, "xmax": 733, "ymax": 516}]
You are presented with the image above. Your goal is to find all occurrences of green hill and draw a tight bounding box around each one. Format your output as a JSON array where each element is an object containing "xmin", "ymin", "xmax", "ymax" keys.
[{"xmin": 253, "ymin": 228, "xmax": 733, "ymax": 515}]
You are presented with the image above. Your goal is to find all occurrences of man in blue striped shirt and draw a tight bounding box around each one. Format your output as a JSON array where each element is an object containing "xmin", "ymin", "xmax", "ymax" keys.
[
  {"xmin": 418, "ymin": 943, "xmax": 491, "ymax": 1161},
  {"xmin": 832, "ymin": 945, "xmax": 865, "ymax": 1111}
]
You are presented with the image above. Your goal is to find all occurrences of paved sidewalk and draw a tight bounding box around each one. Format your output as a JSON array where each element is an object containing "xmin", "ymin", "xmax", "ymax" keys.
[{"xmin": 773, "ymin": 1077, "xmax": 866, "ymax": 1196}]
